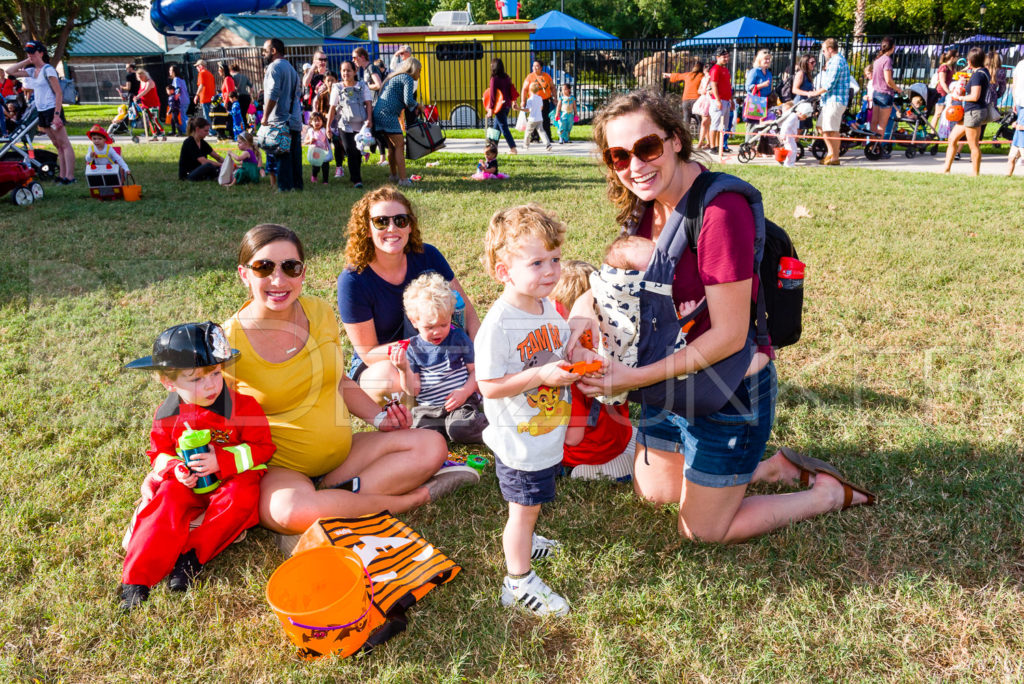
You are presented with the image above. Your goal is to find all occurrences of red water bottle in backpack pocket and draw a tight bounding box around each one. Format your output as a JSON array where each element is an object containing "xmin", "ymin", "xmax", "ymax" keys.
[{"xmin": 777, "ymin": 256, "xmax": 805, "ymax": 290}]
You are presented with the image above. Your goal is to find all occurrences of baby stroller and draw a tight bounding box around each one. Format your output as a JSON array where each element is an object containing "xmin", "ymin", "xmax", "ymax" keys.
[
  {"xmin": 990, "ymin": 108, "xmax": 1017, "ymax": 148},
  {"xmin": 107, "ymin": 92, "xmax": 143, "ymax": 144},
  {"xmin": 810, "ymin": 107, "xmax": 872, "ymax": 160},
  {"xmin": 0, "ymin": 104, "xmax": 59, "ymax": 180},
  {"xmin": 865, "ymin": 85, "xmax": 939, "ymax": 160},
  {"xmin": 737, "ymin": 108, "xmax": 804, "ymax": 163}
]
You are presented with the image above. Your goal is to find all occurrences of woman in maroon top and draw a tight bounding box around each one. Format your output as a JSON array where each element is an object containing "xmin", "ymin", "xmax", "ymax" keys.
[
  {"xmin": 930, "ymin": 49, "xmax": 958, "ymax": 132},
  {"xmin": 484, "ymin": 58, "xmax": 518, "ymax": 154},
  {"xmin": 570, "ymin": 90, "xmax": 872, "ymax": 543}
]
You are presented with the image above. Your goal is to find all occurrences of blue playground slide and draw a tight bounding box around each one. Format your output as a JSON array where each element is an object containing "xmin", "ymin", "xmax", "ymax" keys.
[{"xmin": 150, "ymin": 0, "xmax": 291, "ymax": 35}]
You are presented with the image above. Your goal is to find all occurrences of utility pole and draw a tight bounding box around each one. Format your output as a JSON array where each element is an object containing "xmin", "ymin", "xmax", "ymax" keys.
[{"xmin": 789, "ymin": 0, "xmax": 800, "ymax": 76}]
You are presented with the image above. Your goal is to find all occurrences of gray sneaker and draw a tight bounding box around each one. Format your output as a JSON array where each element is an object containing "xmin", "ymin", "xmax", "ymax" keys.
[
  {"xmin": 275, "ymin": 532, "xmax": 301, "ymax": 556},
  {"xmin": 425, "ymin": 466, "xmax": 480, "ymax": 502}
]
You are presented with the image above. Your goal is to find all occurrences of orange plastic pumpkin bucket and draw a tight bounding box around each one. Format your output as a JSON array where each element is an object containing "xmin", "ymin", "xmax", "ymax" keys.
[
  {"xmin": 265, "ymin": 546, "xmax": 375, "ymax": 659},
  {"xmin": 773, "ymin": 147, "xmax": 790, "ymax": 163},
  {"xmin": 122, "ymin": 184, "xmax": 141, "ymax": 201},
  {"xmin": 945, "ymin": 105, "xmax": 964, "ymax": 123}
]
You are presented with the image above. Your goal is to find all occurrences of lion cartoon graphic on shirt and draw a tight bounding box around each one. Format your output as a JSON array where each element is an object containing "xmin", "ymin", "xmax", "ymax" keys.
[
  {"xmin": 518, "ymin": 385, "xmax": 571, "ymax": 436},
  {"xmin": 517, "ymin": 351, "xmax": 571, "ymax": 436}
]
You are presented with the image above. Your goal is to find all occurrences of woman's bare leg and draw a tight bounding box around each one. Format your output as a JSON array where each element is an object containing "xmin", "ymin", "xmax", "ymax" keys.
[
  {"xmin": 357, "ymin": 360, "xmax": 403, "ymax": 405},
  {"xmin": 965, "ymin": 126, "xmax": 982, "ymax": 176}
]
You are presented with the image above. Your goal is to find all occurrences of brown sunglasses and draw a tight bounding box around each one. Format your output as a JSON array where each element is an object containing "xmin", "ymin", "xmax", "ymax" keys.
[
  {"xmin": 246, "ymin": 259, "xmax": 305, "ymax": 278},
  {"xmin": 602, "ymin": 133, "xmax": 672, "ymax": 171}
]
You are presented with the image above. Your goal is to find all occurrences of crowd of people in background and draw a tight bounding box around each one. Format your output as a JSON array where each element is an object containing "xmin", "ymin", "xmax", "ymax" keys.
[{"xmin": 2, "ymin": 35, "xmax": 1023, "ymax": 182}]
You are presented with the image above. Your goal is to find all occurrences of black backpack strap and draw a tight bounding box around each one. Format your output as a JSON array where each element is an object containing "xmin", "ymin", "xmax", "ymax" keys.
[{"xmin": 681, "ymin": 170, "xmax": 772, "ymax": 348}]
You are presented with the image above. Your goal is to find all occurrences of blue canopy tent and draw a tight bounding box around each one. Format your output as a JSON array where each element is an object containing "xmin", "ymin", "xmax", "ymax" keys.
[
  {"xmin": 673, "ymin": 17, "xmax": 815, "ymax": 49},
  {"xmin": 530, "ymin": 10, "xmax": 622, "ymax": 50}
]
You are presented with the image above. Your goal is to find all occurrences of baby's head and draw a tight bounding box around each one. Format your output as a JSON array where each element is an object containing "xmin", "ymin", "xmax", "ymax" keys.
[
  {"xmin": 603, "ymin": 235, "xmax": 655, "ymax": 272},
  {"xmin": 910, "ymin": 94, "xmax": 925, "ymax": 109},
  {"xmin": 227, "ymin": 90, "xmax": 238, "ymax": 102},
  {"xmin": 403, "ymin": 272, "xmax": 455, "ymax": 345},
  {"xmin": 483, "ymin": 204, "xmax": 566, "ymax": 296},
  {"xmin": 550, "ymin": 260, "xmax": 596, "ymax": 316},
  {"xmin": 529, "ymin": 81, "xmax": 541, "ymax": 95},
  {"xmin": 165, "ymin": 84, "xmax": 175, "ymax": 94},
  {"xmin": 484, "ymin": 141, "xmax": 498, "ymax": 160}
]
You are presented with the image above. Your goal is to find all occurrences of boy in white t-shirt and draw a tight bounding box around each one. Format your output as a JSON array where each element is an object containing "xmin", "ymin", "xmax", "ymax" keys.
[
  {"xmin": 476, "ymin": 203, "xmax": 583, "ymax": 616},
  {"xmin": 522, "ymin": 82, "xmax": 552, "ymax": 151}
]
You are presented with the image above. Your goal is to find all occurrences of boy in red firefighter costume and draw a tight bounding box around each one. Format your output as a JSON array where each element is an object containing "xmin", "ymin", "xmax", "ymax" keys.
[{"xmin": 120, "ymin": 322, "xmax": 275, "ymax": 611}]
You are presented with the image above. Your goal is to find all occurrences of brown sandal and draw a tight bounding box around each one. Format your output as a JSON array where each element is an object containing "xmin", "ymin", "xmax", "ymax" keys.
[{"xmin": 776, "ymin": 447, "xmax": 876, "ymax": 508}]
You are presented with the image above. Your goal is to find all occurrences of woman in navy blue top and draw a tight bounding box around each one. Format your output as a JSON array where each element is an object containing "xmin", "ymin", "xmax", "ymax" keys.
[{"xmin": 338, "ymin": 186, "xmax": 481, "ymax": 404}]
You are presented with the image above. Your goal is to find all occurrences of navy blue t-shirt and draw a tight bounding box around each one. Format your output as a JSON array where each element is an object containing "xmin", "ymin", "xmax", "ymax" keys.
[
  {"xmin": 964, "ymin": 68, "xmax": 990, "ymax": 113},
  {"xmin": 407, "ymin": 327, "xmax": 473, "ymax": 406},
  {"xmin": 337, "ymin": 243, "xmax": 455, "ymax": 363}
]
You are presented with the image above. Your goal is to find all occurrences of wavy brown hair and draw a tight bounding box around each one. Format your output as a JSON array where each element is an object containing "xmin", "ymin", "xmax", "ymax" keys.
[
  {"xmin": 591, "ymin": 88, "xmax": 695, "ymax": 225},
  {"xmin": 343, "ymin": 186, "xmax": 423, "ymax": 272}
]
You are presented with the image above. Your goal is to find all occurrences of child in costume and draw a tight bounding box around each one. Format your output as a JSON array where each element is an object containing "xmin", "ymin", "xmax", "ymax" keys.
[
  {"xmin": 476, "ymin": 203, "xmax": 583, "ymax": 617},
  {"xmin": 225, "ymin": 131, "xmax": 262, "ymax": 186},
  {"xmin": 550, "ymin": 260, "xmax": 636, "ymax": 482},
  {"xmin": 389, "ymin": 272, "xmax": 488, "ymax": 444},
  {"xmin": 553, "ymin": 83, "xmax": 576, "ymax": 143},
  {"xmin": 471, "ymin": 142, "xmax": 508, "ymax": 180},
  {"xmin": 303, "ymin": 111, "xmax": 332, "ymax": 184},
  {"xmin": 227, "ymin": 90, "xmax": 245, "ymax": 139},
  {"xmin": 165, "ymin": 84, "xmax": 181, "ymax": 135},
  {"xmin": 120, "ymin": 322, "xmax": 274, "ymax": 611},
  {"xmin": 777, "ymin": 101, "xmax": 814, "ymax": 168},
  {"xmin": 84, "ymin": 124, "xmax": 130, "ymax": 176}
]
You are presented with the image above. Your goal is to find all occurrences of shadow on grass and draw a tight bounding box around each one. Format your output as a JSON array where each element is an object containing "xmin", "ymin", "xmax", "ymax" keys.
[{"xmin": 778, "ymin": 380, "xmax": 918, "ymax": 412}]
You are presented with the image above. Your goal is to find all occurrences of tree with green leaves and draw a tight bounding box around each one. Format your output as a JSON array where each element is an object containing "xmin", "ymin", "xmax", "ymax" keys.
[{"xmin": 0, "ymin": 0, "xmax": 146, "ymax": 65}]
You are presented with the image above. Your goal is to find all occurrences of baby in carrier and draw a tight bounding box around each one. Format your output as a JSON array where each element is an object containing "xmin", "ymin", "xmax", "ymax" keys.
[
  {"xmin": 589, "ymin": 236, "xmax": 694, "ymax": 404},
  {"xmin": 590, "ymin": 235, "xmax": 769, "ymax": 404}
]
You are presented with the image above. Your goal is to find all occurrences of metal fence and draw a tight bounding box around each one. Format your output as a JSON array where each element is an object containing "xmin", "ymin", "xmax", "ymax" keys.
[{"xmin": 67, "ymin": 31, "xmax": 1024, "ymax": 122}]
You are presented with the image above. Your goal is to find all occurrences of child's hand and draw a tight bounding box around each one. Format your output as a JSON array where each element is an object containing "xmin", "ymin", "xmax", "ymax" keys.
[
  {"xmin": 443, "ymin": 386, "xmax": 472, "ymax": 412},
  {"xmin": 538, "ymin": 360, "xmax": 580, "ymax": 387},
  {"xmin": 173, "ymin": 462, "xmax": 199, "ymax": 489},
  {"xmin": 187, "ymin": 448, "xmax": 220, "ymax": 478},
  {"xmin": 388, "ymin": 341, "xmax": 410, "ymax": 369},
  {"xmin": 677, "ymin": 297, "xmax": 704, "ymax": 319}
]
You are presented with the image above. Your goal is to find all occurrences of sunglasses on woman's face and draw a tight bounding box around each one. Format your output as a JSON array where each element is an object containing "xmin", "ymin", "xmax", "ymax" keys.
[
  {"xmin": 246, "ymin": 259, "xmax": 305, "ymax": 278},
  {"xmin": 370, "ymin": 214, "xmax": 411, "ymax": 230},
  {"xmin": 602, "ymin": 133, "xmax": 672, "ymax": 171}
]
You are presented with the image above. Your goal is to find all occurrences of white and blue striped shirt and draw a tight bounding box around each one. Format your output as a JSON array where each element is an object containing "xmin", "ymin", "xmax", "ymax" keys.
[{"xmin": 408, "ymin": 327, "xmax": 474, "ymax": 406}]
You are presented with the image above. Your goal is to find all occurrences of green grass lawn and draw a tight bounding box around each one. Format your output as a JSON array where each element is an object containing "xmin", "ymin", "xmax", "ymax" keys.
[{"xmin": 1, "ymin": 142, "xmax": 1023, "ymax": 681}]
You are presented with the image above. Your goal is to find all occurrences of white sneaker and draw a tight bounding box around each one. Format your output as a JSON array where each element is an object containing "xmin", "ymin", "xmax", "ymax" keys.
[
  {"xmin": 531, "ymin": 533, "xmax": 562, "ymax": 561},
  {"xmin": 500, "ymin": 571, "xmax": 570, "ymax": 616},
  {"xmin": 570, "ymin": 428, "xmax": 636, "ymax": 482}
]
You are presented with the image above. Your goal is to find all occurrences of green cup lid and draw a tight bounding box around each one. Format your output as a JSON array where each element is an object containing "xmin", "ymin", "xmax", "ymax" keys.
[{"xmin": 179, "ymin": 428, "xmax": 212, "ymax": 450}]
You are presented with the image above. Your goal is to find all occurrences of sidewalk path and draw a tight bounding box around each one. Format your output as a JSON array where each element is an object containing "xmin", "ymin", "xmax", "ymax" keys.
[
  {"xmin": 438, "ymin": 136, "xmax": 1012, "ymax": 176},
  {"xmin": 62, "ymin": 134, "xmax": 1013, "ymax": 176}
]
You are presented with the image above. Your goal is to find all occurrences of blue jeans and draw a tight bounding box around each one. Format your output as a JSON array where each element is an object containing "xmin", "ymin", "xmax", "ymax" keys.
[
  {"xmin": 638, "ymin": 363, "xmax": 778, "ymax": 488},
  {"xmin": 495, "ymin": 105, "xmax": 516, "ymax": 150},
  {"xmin": 275, "ymin": 129, "xmax": 304, "ymax": 191},
  {"xmin": 200, "ymin": 102, "xmax": 211, "ymax": 120}
]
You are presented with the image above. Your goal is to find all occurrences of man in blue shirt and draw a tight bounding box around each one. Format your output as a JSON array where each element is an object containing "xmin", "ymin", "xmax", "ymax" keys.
[
  {"xmin": 811, "ymin": 38, "xmax": 851, "ymax": 166},
  {"xmin": 261, "ymin": 38, "xmax": 303, "ymax": 191}
]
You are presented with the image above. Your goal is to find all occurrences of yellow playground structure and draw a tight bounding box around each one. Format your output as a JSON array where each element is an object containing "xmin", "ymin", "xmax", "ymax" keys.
[{"xmin": 378, "ymin": 22, "xmax": 536, "ymax": 126}]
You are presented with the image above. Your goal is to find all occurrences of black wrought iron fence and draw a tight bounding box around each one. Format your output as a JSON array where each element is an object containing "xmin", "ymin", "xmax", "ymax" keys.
[{"xmin": 69, "ymin": 31, "xmax": 1024, "ymax": 121}]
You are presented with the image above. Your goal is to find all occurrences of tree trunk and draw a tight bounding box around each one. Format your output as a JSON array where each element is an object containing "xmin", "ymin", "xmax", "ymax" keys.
[{"xmin": 854, "ymin": 0, "xmax": 866, "ymax": 40}]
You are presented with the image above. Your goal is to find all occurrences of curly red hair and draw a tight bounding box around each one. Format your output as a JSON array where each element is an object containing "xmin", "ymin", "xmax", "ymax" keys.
[{"xmin": 343, "ymin": 186, "xmax": 424, "ymax": 272}]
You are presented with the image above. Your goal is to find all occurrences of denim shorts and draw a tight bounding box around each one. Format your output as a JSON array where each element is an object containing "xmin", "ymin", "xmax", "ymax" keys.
[
  {"xmin": 637, "ymin": 363, "xmax": 777, "ymax": 488},
  {"xmin": 872, "ymin": 92, "xmax": 895, "ymax": 108},
  {"xmin": 495, "ymin": 459, "xmax": 560, "ymax": 506}
]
